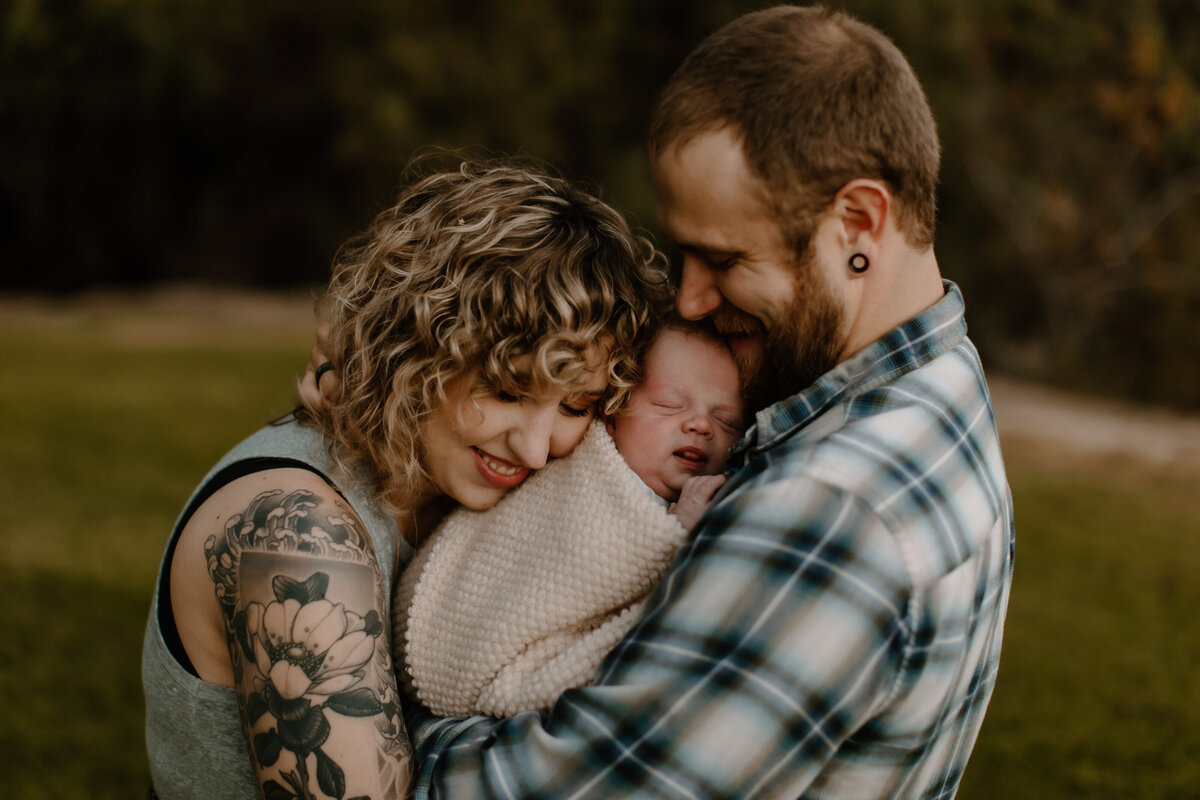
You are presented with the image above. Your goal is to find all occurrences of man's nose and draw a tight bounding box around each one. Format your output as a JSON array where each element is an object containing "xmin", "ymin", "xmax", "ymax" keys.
[{"xmin": 676, "ymin": 257, "xmax": 722, "ymax": 320}]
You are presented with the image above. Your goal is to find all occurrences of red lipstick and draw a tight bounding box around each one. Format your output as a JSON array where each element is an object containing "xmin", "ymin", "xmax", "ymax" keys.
[{"xmin": 471, "ymin": 448, "xmax": 531, "ymax": 488}]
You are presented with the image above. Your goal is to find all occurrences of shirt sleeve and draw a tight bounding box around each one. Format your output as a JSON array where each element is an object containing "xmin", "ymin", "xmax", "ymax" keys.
[{"xmin": 410, "ymin": 476, "xmax": 915, "ymax": 799}]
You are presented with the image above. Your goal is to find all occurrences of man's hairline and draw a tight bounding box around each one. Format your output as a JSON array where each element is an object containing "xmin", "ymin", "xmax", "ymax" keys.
[{"xmin": 651, "ymin": 121, "xmax": 822, "ymax": 267}]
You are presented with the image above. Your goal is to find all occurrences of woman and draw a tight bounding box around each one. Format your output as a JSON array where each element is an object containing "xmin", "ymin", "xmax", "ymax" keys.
[{"xmin": 142, "ymin": 159, "xmax": 670, "ymax": 800}]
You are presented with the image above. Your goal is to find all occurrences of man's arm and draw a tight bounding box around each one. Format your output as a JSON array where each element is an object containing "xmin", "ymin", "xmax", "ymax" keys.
[
  {"xmin": 409, "ymin": 477, "xmax": 912, "ymax": 799},
  {"xmin": 195, "ymin": 470, "xmax": 412, "ymax": 799}
]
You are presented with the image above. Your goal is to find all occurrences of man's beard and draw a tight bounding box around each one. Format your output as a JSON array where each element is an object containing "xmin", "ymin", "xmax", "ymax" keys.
[{"xmin": 713, "ymin": 255, "xmax": 844, "ymax": 415}]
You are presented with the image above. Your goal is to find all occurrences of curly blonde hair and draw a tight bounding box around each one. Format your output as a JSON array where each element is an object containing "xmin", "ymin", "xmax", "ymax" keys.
[{"xmin": 304, "ymin": 158, "xmax": 671, "ymax": 513}]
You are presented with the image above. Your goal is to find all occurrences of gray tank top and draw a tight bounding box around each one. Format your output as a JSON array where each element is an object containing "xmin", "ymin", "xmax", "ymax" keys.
[{"xmin": 141, "ymin": 419, "xmax": 412, "ymax": 800}]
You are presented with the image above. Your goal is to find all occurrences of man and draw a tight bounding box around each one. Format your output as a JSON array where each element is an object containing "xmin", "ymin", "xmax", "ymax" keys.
[{"xmin": 354, "ymin": 5, "xmax": 1013, "ymax": 797}]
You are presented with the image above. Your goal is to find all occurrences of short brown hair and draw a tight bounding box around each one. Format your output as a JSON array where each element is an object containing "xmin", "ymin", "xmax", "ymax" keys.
[
  {"xmin": 648, "ymin": 4, "xmax": 940, "ymax": 251},
  {"xmin": 306, "ymin": 158, "xmax": 671, "ymax": 512}
]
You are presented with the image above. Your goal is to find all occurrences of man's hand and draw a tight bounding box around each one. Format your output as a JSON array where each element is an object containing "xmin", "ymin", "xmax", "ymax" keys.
[
  {"xmin": 298, "ymin": 321, "xmax": 336, "ymax": 411},
  {"xmin": 668, "ymin": 474, "xmax": 726, "ymax": 531}
]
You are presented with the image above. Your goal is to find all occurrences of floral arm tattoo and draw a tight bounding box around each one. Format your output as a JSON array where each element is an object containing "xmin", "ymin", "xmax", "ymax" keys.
[{"xmin": 206, "ymin": 487, "xmax": 412, "ymax": 800}]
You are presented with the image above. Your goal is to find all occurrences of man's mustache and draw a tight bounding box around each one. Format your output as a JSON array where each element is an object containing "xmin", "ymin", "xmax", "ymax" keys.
[{"xmin": 706, "ymin": 306, "xmax": 763, "ymax": 338}]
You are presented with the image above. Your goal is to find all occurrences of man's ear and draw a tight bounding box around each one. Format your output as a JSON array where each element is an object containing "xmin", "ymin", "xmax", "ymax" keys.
[{"xmin": 831, "ymin": 179, "xmax": 890, "ymax": 250}]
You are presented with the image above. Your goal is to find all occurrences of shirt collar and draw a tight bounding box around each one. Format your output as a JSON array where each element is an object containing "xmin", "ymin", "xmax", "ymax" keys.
[{"xmin": 728, "ymin": 280, "xmax": 968, "ymax": 461}]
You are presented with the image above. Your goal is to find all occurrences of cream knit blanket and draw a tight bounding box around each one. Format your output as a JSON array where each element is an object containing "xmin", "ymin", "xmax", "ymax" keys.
[{"xmin": 393, "ymin": 419, "xmax": 686, "ymax": 717}]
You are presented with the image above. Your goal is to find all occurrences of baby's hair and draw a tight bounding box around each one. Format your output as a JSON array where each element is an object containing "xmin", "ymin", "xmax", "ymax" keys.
[
  {"xmin": 656, "ymin": 313, "xmax": 735, "ymax": 355},
  {"xmin": 607, "ymin": 313, "xmax": 741, "ymax": 421}
]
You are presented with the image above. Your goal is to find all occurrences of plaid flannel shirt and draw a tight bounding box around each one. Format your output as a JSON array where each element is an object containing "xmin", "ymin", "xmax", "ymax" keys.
[{"xmin": 409, "ymin": 281, "xmax": 1015, "ymax": 799}]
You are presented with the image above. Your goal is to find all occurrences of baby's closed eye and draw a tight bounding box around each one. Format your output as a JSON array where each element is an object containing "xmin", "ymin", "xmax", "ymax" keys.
[{"xmin": 714, "ymin": 412, "xmax": 743, "ymax": 432}]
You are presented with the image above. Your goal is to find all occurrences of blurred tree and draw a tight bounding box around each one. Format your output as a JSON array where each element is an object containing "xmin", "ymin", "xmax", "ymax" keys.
[
  {"xmin": 943, "ymin": 0, "xmax": 1200, "ymax": 405},
  {"xmin": 1, "ymin": 0, "xmax": 1197, "ymax": 406},
  {"xmin": 839, "ymin": 0, "xmax": 1200, "ymax": 406}
]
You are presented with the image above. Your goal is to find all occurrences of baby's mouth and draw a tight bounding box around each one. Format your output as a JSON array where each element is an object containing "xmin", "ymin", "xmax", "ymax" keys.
[{"xmin": 673, "ymin": 446, "xmax": 709, "ymax": 470}]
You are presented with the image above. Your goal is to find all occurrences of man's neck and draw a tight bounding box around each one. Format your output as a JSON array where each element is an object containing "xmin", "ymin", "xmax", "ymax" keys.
[{"xmin": 839, "ymin": 246, "xmax": 943, "ymax": 363}]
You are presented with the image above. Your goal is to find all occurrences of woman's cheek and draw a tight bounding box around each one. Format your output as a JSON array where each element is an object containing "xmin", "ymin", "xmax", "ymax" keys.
[{"xmin": 548, "ymin": 415, "xmax": 592, "ymax": 458}]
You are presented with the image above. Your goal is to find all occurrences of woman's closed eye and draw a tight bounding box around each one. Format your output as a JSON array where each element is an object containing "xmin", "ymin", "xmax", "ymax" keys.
[
  {"xmin": 558, "ymin": 401, "xmax": 594, "ymax": 418},
  {"xmin": 496, "ymin": 386, "xmax": 596, "ymax": 418},
  {"xmin": 560, "ymin": 390, "xmax": 602, "ymax": 418}
]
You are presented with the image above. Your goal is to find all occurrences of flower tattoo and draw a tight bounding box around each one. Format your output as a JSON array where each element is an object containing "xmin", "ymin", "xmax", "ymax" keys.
[
  {"xmin": 238, "ymin": 573, "xmax": 385, "ymax": 800},
  {"xmin": 244, "ymin": 580, "xmax": 378, "ymax": 702},
  {"xmin": 206, "ymin": 489, "xmax": 407, "ymax": 800}
]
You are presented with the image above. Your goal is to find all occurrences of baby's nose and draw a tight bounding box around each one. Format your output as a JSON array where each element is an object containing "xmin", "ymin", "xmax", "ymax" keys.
[{"xmin": 684, "ymin": 414, "xmax": 713, "ymax": 437}]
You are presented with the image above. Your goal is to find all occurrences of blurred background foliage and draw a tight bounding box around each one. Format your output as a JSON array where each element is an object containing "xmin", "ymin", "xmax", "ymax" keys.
[{"xmin": 3, "ymin": 0, "xmax": 1199, "ymax": 408}]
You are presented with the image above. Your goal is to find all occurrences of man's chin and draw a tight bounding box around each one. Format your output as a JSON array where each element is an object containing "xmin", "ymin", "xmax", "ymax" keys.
[
  {"xmin": 739, "ymin": 334, "xmax": 840, "ymax": 414},
  {"xmin": 731, "ymin": 349, "xmax": 763, "ymax": 396}
]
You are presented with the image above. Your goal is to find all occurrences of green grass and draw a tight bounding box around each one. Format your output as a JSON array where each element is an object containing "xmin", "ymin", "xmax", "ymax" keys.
[
  {"xmin": 0, "ymin": 296, "xmax": 311, "ymax": 799},
  {"xmin": 2, "ymin": 294, "xmax": 1198, "ymax": 798},
  {"xmin": 957, "ymin": 449, "xmax": 1200, "ymax": 799}
]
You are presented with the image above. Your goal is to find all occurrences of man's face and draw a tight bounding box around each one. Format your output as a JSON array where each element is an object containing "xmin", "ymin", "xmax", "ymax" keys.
[{"xmin": 652, "ymin": 128, "xmax": 845, "ymax": 412}]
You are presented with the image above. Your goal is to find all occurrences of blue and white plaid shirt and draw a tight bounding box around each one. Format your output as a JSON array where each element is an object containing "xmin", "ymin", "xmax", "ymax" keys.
[{"xmin": 409, "ymin": 281, "xmax": 1015, "ymax": 799}]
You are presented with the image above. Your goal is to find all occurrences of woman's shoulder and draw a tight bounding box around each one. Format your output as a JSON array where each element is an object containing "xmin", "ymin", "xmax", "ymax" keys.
[{"xmin": 170, "ymin": 465, "xmax": 377, "ymax": 684}]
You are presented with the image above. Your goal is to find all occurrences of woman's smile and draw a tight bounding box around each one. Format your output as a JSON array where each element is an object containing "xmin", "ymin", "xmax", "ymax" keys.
[
  {"xmin": 472, "ymin": 447, "xmax": 531, "ymax": 488},
  {"xmin": 421, "ymin": 364, "xmax": 608, "ymax": 510}
]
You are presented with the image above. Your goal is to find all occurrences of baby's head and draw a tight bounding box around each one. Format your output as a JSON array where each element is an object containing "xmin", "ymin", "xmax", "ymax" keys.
[{"xmin": 608, "ymin": 322, "xmax": 746, "ymax": 501}]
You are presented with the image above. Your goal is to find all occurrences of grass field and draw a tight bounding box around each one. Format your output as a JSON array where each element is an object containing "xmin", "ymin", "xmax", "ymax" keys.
[{"xmin": 2, "ymin": 290, "xmax": 1198, "ymax": 799}]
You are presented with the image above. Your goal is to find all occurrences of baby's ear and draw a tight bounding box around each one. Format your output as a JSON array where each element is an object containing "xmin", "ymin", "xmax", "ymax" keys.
[{"xmin": 604, "ymin": 415, "xmax": 616, "ymax": 437}]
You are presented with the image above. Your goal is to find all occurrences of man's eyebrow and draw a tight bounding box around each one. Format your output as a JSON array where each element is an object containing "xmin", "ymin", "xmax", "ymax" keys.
[{"xmin": 678, "ymin": 242, "xmax": 740, "ymax": 260}]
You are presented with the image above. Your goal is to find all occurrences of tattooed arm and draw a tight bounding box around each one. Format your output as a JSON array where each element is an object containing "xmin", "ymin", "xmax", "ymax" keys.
[{"xmin": 170, "ymin": 468, "xmax": 412, "ymax": 800}]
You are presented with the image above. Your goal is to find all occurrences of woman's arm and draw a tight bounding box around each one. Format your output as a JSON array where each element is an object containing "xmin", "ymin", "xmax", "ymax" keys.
[{"xmin": 171, "ymin": 468, "xmax": 412, "ymax": 800}]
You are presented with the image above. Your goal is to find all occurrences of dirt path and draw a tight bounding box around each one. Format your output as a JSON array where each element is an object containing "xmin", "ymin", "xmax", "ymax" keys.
[
  {"xmin": 7, "ymin": 285, "xmax": 1200, "ymax": 473},
  {"xmin": 989, "ymin": 376, "xmax": 1200, "ymax": 473}
]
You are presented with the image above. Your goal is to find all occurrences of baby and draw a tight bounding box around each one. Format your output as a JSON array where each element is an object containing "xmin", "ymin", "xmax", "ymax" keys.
[
  {"xmin": 609, "ymin": 322, "xmax": 745, "ymax": 530},
  {"xmin": 394, "ymin": 323, "xmax": 746, "ymax": 717}
]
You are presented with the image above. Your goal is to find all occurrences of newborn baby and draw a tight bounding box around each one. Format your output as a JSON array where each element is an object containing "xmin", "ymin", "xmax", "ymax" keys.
[{"xmin": 395, "ymin": 323, "xmax": 745, "ymax": 717}]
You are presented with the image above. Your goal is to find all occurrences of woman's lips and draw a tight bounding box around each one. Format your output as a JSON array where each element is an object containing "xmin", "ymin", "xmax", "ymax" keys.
[
  {"xmin": 472, "ymin": 447, "xmax": 531, "ymax": 488},
  {"xmin": 673, "ymin": 446, "xmax": 709, "ymax": 471}
]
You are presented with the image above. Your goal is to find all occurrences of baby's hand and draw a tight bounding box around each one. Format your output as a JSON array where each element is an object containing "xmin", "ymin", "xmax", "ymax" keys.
[{"xmin": 668, "ymin": 474, "xmax": 727, "ymax": 532}]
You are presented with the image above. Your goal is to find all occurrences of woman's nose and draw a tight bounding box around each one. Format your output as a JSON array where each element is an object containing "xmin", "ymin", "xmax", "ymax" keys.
[
  {"xmin": 507, "ymin": 405, "xmax": 556, "ymax": 470},
  {"xmin": 676, "ymin": 257, "xmax": 723, "ymax": 320}
]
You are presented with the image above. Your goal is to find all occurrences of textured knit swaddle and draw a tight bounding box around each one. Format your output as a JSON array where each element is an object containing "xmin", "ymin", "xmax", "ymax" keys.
[{"xmin": 394, "ymin": 420, "xmax": 687, "ymax": 717}]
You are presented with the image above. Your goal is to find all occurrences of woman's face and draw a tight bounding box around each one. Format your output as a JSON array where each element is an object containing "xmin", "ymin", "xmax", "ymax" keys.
[{"xmin": 421, "ymin": 363, "xmax": 609, "ymax": 511}]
